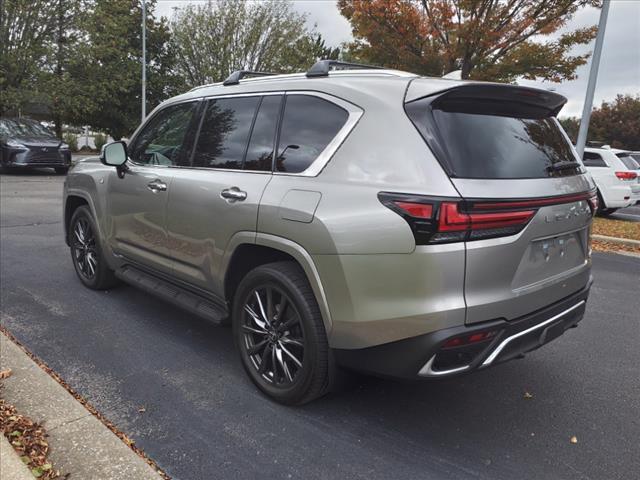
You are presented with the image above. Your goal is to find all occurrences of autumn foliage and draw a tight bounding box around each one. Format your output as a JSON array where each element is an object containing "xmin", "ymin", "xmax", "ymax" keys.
[{"xmin": 338, "ymin": 0, "xmax": 601, "ymax": 82}]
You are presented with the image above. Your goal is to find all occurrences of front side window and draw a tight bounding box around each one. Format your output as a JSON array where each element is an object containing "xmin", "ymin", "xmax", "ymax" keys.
[
  {"xmin": 582, "ymin": 152, "xmax": 607, "ymax": 167},
  {"xmin": 192, "ymin": 97, "xmax": 259, "ymax": 169},
  {"xmin": 130, "ymin": 102, "xmax": 196, "ymax": 166},
  {"xmin": 276, "ymin": 95, "xmax": 348, "ymax": 173}
]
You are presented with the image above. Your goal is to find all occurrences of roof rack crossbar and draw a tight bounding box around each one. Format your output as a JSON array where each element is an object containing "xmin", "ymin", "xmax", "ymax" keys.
[
  {"xmin": 223, "ymin": 70, "xmax": 277, "ymax": 86},
  {"xmin": 306, "ymin": 60, "xmax": 384, "ymax": 78}
]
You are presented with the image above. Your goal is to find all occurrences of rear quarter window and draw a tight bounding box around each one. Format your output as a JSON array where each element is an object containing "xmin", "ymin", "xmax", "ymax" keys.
[{"xmin": 276, "ymin": 95, "xmax": 348, "ymax": 173}]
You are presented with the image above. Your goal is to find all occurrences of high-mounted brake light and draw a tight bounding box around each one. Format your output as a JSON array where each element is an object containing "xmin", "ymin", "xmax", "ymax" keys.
[
  {"xmin": 379, "ymin": 190, "xmax": 596, "ymax": 245},
  {"xmin": 615, "ymin": 171, "xmax": 638, "ymax": 180}
]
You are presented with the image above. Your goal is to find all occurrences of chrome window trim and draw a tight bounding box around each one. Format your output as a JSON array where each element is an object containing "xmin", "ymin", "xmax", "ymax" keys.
[{"xmin": 125, "ymin": 90, "xmax": 363, "ymax": 176}]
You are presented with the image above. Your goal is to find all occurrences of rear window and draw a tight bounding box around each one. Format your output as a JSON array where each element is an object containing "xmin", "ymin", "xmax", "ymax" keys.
[
  {"xmin": 406, "ymin": 97, "xmax": 582, "ymax": 179},
  {"xmin": 616, "ymin": 152, "xmax": 640, "ymax": 170}
]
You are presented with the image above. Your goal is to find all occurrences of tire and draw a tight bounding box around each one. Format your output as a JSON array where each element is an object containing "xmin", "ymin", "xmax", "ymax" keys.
[
  {"xmin": 69, "ymin": 206, "xmax": 119, "ymax": 290},
  {"xmin": 54, "ymin": 167, "xmax": 69, "ymax": 175},
  {"xmin": 232, "ymin": 261, "xmax": 334, "ymax": 405}
]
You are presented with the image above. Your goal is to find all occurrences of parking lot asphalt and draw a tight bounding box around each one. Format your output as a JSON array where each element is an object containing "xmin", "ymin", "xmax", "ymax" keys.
[{"xmin": 1, "ymin": 170, "xmax": 639, "ymax": 480}]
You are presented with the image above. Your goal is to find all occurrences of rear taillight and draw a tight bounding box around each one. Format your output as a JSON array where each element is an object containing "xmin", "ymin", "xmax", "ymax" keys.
[
  {"xmin": 615, "ymin": 171, "xmax": 638, "ymax": 180},
  {"xmin": 379, "ymin": 190, "xmax": 596, "ymax": 244}
]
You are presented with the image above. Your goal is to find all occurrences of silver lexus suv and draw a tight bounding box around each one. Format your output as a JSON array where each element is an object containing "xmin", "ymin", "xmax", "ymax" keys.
[{"xmin": 64, "ymin": 61, "xmax": 596, "ymax": 405}]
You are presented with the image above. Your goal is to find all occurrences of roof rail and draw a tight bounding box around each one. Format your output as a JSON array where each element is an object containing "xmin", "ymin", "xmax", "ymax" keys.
[
  {"xmin": 223, "ymin": 70, "xmax": 277, "ymax": 86},
  {"xmin": 306, "ymin": 60, "xmax": 384, "ymax": 78}
]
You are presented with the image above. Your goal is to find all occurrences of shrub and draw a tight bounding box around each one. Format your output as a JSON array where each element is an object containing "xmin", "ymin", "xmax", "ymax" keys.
[
  {"xmin": 63, "ymin": 132, "xmax": 78, "ymax": 152},
  {"xmin": 94, "ymin": 133, "xmax": 108, "ymax": 152}
]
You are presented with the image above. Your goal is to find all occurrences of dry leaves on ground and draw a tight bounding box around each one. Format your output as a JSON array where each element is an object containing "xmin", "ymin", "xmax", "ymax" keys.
[
  {"xmin": 0, "ymin": 397, "xmax": 64, "ymax": 479},
  {"xmin": 592, "ymin": 217, "xmax": 640, "ymax": 241},
  {"xmin": 0, "ymin": 369, "xmax": 12, "ymax": 379},
  {"xmin": 592, "ymin": 240, "xmax": 640, "ymax": 255}
]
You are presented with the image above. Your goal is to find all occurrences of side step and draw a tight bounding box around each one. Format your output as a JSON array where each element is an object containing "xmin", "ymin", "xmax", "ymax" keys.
[{"xmin": 116, "ymin": 266, "xmax": 228, "ymax": 324}]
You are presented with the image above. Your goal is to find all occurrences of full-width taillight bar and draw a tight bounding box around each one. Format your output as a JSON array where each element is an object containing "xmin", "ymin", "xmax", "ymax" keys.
[{"xmin": 379, "ymin": 190, "xmax": 597, "ymax": 245}]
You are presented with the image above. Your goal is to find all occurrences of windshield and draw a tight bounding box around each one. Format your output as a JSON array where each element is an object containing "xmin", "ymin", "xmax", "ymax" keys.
[
  {"xmin": 616, "ymin": 152, "xmax": 640, "ymax": 170},
  {"xmin": 0, "ymin": 119, "xmax": 55, "ymax": 138}
]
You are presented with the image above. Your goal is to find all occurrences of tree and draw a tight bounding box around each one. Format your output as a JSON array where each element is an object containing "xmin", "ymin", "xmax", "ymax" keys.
[
  {"xmin": 170, "ymin": 0, "xmax": 333, "ymax": 88},
  {"xmin": 338, "ymin": 0, "xmax": 601, "ymax": 82},
  {"xmin": 68, "ymin": 0, "xmax": 185, "ymax": 139},
  {"xmin": 560, "ymin": 95, "xmax": 640, "ymax": 150},
  {"xmin": 0, "ymin": 0, "xmax": 58, "ymax": 115}
]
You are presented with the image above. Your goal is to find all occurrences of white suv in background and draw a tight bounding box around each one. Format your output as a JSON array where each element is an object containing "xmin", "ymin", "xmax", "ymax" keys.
[{"xmin": 582, "ymin": 147, "xmax": 639, "ymax": 215}]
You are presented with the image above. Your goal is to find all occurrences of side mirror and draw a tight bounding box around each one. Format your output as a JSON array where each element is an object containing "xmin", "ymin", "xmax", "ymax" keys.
[{"xmin": 100, "ymin": 141, "xmax": 128, "ymax": 167}]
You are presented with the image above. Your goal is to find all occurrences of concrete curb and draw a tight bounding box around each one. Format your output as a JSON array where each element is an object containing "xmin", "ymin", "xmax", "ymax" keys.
[
  {"xmin": 592, "ymin": 234, "xmax": 640, "ymax": 247},
  {"xmin": 0, "ymin": 333, "xmax": 164, "ymax": 480},
  {"xmin": 0, "ymin": 435, "xmax": 33, "ymax": 480}
]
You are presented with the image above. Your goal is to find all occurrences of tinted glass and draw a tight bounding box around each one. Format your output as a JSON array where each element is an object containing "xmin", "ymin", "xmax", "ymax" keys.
[
  {"xmin": 130, "ymin": 102, "xmax": 196, "ymax": 166},
  {"xmin": 631, "ymin": 153, "xmax": 640, "ymax": 164},
  {"xmin": 0, "ymin": 118, "xmax": 55, "ymax": 138},
  {"xmin": 430, "ymin": 109, "xmax": 579, "ymax": 178},
  {"xmin": 582, "ymin": 152, "xmax": 607, "ymax": 167},
  {"xmin": 616, "ymin": 153, "xmax": 640, "ymax": 170},
  {"xmin": 244, "ymin": 95, "xmax": 282, "ymax": 171},
  {"xmin": 276, "ymin": 95, "xmax": 348, "ymax": 173},
  {"xmin": 193, "ymin": 97, "xmax": 259, "ymax": 169}
]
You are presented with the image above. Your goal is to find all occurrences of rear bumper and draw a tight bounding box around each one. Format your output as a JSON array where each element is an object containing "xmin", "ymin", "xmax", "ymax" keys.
[{"xmin": 333, "ymin": 280, "xmax": 591, "ymax": 379}]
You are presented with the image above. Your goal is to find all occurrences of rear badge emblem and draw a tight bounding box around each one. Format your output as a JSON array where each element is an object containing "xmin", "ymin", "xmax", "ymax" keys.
[{"xmin": 544, "ymin": 204, "xmax": 590, "ymax": 223}]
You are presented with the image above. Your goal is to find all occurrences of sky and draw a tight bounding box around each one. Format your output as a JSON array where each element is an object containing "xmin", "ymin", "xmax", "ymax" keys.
[{"xmin": 155, "ymin": 0, "xmax": 640, "ymax": 118}]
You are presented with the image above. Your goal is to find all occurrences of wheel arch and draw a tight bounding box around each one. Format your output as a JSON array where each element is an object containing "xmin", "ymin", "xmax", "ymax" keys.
[{"xmin": 222, "ymin": 233, "xmax": 333, "ymax": 334}]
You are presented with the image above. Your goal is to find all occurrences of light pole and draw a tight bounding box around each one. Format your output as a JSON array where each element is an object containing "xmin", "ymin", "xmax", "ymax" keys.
[
  {"xmin": 141, "ymin": 0, "xmax": 147, "ymax": 122},
  {"xmin": 575, "ymin": 0, "xmax": 610, "ymax": 157}
]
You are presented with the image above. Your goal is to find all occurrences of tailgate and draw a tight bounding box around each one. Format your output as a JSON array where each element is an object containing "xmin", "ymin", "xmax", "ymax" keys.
[{"xmin": 404, "ymin": 81, "xmax": 597, "ymax": 324}]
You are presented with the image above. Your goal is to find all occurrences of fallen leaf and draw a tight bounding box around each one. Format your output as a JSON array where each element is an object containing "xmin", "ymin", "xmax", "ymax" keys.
[
  {"xmin": 570, "ymin": 436, "xmax": 578, "ymax": 444},
  {"xmin": 137, "ymin": 406, "xmax": 146, "ymax": 413},
  {"xmin": 524, "ymin": 391, "xmax": 533, "ymax": 399},
  {"xmin": 0, "ymin": 368, "xmax": 12, "ymax": 379}
]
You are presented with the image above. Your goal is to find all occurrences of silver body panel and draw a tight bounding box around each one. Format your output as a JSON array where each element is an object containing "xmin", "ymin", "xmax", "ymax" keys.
[{"xmin": 64, "ymin": 70, "xmax": 594, "ymax": 353}]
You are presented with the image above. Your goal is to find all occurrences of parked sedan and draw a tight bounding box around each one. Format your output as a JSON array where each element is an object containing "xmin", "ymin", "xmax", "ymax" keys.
[{"xmin": 0, "ymin": 117, "xmax": 72, "ymax": 174}]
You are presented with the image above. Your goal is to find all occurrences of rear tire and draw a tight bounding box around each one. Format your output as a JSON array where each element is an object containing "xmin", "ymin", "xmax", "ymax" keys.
[
  {"xmin": 232, "ymin": 261, "xmax": 334, "ymax": 405},
  {"xmin": 69, "ymin": 206, "xmax": 119, "ymax": 290},
  {"xmin": 596, "ymin": 190, "xmax": 618, "ymax": 216},
  {"xmin": 54, "ymin": 167, "xmax": 69, "ymax": 175}
]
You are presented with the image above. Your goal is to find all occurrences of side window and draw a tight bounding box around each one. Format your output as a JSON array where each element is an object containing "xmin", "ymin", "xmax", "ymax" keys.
[
  {"xmin": 244, "ymin": 95, "xmax": 283, "ymax": 171},
  {"xmin": 130, "ymin": 102, "xmax": 196, "ymax": 166},
  {"xmin": 192, "ymin": 97, "xmax": 259, "ymax": 169},
  {"xmin": 582, "ymin": 152, "xmax": 607, "ymax": 167},
  {"xmin": 276, "ymin": 95, "xmax": 348, "ymax": 173}
]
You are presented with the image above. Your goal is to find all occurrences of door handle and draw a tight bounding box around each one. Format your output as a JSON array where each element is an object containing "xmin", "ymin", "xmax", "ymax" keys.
[
  {"xmin": 221, "ymin": 187, "xmax": 247, "ymax": 201},
  {"xmin": 147, "ymin": 179, "xmax": 167, "ymax": 193}
]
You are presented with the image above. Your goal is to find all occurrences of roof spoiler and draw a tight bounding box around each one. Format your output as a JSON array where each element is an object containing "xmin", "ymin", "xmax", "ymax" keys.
[{"xmin": 406, "ymin": 82, "xmax": 568, "ymax": 117}]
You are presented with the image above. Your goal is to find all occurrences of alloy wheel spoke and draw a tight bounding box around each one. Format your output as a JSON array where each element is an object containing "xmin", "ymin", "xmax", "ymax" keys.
[
  {"xmin": 279, "ymin": 337, "xmax": 303, "ymax": 348},
  {"xmin": 242, "ymin": 324, "xmax": 267, "ymax": 336},
  {"xmin": 244, "ymin": 305, "xmax": 267, "ymax": 330},
  {"xmin": 275, "ymin": 346, "xmax": 291, "ymax": 382},
  {"xmin": 258, "ymin": 344, "xmax": 272, "ymax": 374},
  {"xmin": 254, "ymin": 290, "xmax": 271, "ymax": 328},
  {"xmin": 247, "ymin": 339, "xmax": 268, "ymax": 356},
  {"xmin": 271, "ymin": 343, "xmax": 279, "ymax": 380},
  {"xmin": 279, "ymin": 342, "xmax": 303, "ymax": 368}
]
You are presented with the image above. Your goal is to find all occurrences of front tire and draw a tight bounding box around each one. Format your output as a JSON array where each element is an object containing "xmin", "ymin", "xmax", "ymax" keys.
[
  {"xmin": 69, "ymin": 206, "xmax": 118, "ymax": 290},
  {"xmin": 232, "ymin": 261, "xmax": 334, "ymax": 405}
]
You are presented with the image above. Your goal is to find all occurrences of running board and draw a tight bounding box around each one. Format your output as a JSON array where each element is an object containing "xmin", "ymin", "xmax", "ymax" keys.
[{"xmin": 116, "ymin": 266, "xmax": 228, "ymax": 324}]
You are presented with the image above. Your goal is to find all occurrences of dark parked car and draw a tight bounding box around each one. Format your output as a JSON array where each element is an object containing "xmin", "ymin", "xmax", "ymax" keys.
[{"xmin": 0, "ymin": 117, "xmax": 72, "ymax": 174}]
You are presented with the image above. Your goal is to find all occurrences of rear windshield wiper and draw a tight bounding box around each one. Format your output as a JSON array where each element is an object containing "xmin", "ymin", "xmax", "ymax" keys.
[{"xmin": 547, "ymin": 161, "xmax": 580, "ymax": 172}]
